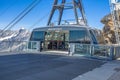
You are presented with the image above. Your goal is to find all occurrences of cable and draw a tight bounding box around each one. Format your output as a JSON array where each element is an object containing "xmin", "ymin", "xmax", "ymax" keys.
[
  {"xmin": 2, "ymin": 0, "xmax": 36, "ymax": 31},
  {"xmin": 7, "ymin": 0, "xmax": 41, "ymax": 30},
  {"xmin": 0, "ymin": 0, "xmax": 41, "ymax": 37},
  {"xmin": 28, "ymin": 12, "xmax": 50, "ymax": 30},
  {"xmin": 2, "ymin": 0, "xmax": 41, "ymax": 31},
  {"xmin": 0, "ymin": 0, "xmax": 17, "ymax": 17}
]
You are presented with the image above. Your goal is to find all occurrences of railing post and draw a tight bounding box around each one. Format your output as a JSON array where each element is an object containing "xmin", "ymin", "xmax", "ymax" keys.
[
  {"xmin": 92, "ymin": 45, "xmax": 94, "ymax": 56},
  {"xmin": 39, "ymin": 41, "xmax": 41, "ymax": 52},
  {"xmin": 109, "ymin": 46, "xmax": 114, "ymax": 60},
  {"xmin": 90, "ymin": 44, "xmax": 92, "ymax": 56},
  {"xmin": 26, "ymin": 41, "xmax": 28, "ymax": 52},
  {"xmin": 105, "ymin": 45, "xmax": 109, "ymax": 60},
  {"xmin": 9, "ymin": 41, "xmax": 12, "ymax": 53},
  {"xmin": 69, "ymin": 43, "xmax": 75, "ymax": 56},
  {"xmin": 31, "ymin": 41, "xmax": 33, "ymax": 52}
]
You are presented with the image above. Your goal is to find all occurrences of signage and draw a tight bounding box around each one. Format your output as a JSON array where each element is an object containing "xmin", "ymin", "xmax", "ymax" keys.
[{"xmin": 48, "ymin": 28, "xmax": 62, "ymax": 31}]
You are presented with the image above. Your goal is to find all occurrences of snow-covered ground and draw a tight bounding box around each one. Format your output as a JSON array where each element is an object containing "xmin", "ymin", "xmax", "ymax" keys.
[
  {"xmin": 0, "ymin": 28, "xmax": 31, "ymax": 52},
  {"xmin": 0, "ymin": 28, "xmax": 30, "ymax": 41},
  {"xmin": 0, "ymin": 33, "xmax": 17, "ymax": 41}
]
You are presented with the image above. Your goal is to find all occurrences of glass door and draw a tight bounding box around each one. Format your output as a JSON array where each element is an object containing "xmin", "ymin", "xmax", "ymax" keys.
[{"xmin": 44, "ymin": 30, "xmax": 69, "ymax": 51}]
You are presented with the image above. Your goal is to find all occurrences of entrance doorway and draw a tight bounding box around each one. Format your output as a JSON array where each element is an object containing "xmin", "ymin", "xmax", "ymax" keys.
[{"xmin": 44, "ymin": 30, "xmax": 69, "ymax": 51}]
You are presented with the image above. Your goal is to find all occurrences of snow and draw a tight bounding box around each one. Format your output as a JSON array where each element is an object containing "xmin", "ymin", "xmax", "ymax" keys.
[
  {"xmin": 0, "ymin": 29, "xmax": 31, "ymax": 52},
  {"xmin": 0, "ymin": 33, "xmax": 17, "ymax": 41}
]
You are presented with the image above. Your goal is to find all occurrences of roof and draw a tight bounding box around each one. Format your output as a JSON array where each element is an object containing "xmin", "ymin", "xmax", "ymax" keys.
[{"xmin": 33, "ymin": 25, "xmax": 92, "ymax": 31}]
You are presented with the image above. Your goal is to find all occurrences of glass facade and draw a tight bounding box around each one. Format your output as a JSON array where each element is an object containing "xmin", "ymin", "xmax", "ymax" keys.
[
  {"xmin": 30, "ymin": 27, "xmax": 99, "ymax": 51},
  {"xmin": 89, "ymin": 30, "xmax": 98, "ymax": 44},
  {"xmin": 92, "ymin": 30, "xmax": 105, "ymax": 44},
  {"xmin": 44, "ymin": 31, "xmax": 69, "ymax": 50},
  {"xmin": 30, "ymin": 31, "xmax": 45, "ymax": 41},
  {"xmin": 69, "ymin": 30, "xmax": 91, "ymax": 44}
]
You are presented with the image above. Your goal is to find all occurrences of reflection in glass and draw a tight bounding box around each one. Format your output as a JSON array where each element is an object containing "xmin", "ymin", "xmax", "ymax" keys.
[
  {"xmin": 69, "ymin": 30, "xmax": 91, "ymax": 44},
  {"xmin": 30, "ymin": 31, "xmax": 45, "ymax": 41}
]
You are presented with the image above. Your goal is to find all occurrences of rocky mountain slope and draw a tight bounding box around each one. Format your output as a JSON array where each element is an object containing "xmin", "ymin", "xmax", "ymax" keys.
[
  {"xmin": 0, "ymin": 28, "xmax": 30, "ymax": 42},
  {"xmin": 101, "ymin": 11, "xmax": 120, "ymax": 44},
  {"xmin": 0, "ymin": 28, "xmax": 31, "ymax": 52}
]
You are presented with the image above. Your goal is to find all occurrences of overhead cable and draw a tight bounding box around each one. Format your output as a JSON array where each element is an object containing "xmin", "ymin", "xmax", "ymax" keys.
[{"xmin": 2, "ymin": 0, "xmax": 41, "ymax": 31}]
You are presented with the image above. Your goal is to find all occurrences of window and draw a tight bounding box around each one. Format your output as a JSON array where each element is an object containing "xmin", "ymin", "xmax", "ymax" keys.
[
  {"xmin": 30, "ymin": 31, "xmax": 45, "ymax": 41},
  {"xmin": 92, "ymin": 30, "xmax": 105, "ymax": 44},
  {"xmin": 89, "ymin": 30, "xmax": 98, "ymax": 44},
  {"xmin": 45, "ymin": 31, "xmax": 69, "ymax": 41},
  {"xmin": 69, "ymin": 30, "xmax": 91, "ymax": 44}
]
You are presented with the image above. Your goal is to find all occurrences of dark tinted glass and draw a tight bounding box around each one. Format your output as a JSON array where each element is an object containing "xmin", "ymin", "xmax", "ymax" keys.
[
  {"xmin": 30, "ymin": 31, "xmax": 44, "ymax": 41},
  {"xmin": 69, "ymin": 30, "xmax": 91, "ymax": 44},
  {"xmin": 89, "ymin": 30, "xmax": 98, "ymax": 44}
]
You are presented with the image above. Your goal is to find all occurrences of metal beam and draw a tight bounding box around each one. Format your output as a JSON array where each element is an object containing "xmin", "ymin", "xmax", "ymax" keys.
[
  {"xmin": 47, "ymin": 0, "xmax": 58, "ymax": 26},
  {"xmin": 47, "ymin": 0, "xmax": 88, "ymax": 26},
  {"xmin": 77, "ymin": 0, "xmax": 88, "ymax": 26},
  {"xmin": 73, "ymin": 0, "xmax": 79, "ymax": 24},
  {"xmin": 58, "ymin": 0, "xmax": 65, "ymax": 25}
]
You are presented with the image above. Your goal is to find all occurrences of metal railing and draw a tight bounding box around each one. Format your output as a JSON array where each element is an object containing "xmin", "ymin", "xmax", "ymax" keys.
[
  {"xmin": 0, "ymin": 41, "xmax": 120, "ymax": 60},
  {"xmin": 0, "ymin": 41, "xmax": 40, "ymax": 53},
  {"xmin": 73, "ymin": 43, "xmax": 120, "ymax": 60}
]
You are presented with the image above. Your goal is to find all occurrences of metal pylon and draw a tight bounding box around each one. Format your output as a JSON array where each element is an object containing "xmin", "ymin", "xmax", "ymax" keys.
[
  {"xmin": 109, "ymin": 0, "xmax": 120, "ymax": 44},
  {"xmin": 47, "ymin": 0, "xmax": 87, "ymax": 26}
]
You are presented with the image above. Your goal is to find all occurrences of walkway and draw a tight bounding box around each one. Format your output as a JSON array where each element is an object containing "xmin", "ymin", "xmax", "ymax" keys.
[
  {"xmin": 0, "ymin": 53, "xmax": 104, "ymax": 80},
  {"xmin": 73, "ymin": 60, "xmax": 120, "ymax": 80}
]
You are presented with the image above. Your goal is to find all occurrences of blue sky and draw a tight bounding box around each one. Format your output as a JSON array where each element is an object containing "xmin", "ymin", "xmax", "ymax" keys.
[{"xmin": 0, "ymin": 0, "xmax": 110, "ymax": 30}]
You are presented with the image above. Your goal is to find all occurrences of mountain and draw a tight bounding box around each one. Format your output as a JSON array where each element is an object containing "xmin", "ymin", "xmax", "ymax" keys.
[
  {"xmin": 0, "ymin": 29, "xmax": 31, "ymax": 52},
  {"xmin": 101, "ymin": 11, "xmax": 120, "ymax": 44},
  {"xmin": 0, "ymin": 28, "xmax": 30, "ymax": 42}
]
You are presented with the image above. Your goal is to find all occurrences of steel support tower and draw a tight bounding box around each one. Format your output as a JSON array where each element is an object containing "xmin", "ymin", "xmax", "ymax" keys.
[
  {"xmin": 109, "ymin": 0, "xmax": 120, "ymax": 44},
  {"xmin": 47, "ymin": 0, "xmax": 87, "ymax": 26}
]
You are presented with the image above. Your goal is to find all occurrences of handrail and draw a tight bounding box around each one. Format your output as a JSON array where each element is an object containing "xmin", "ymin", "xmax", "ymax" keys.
[{"xmin": 0, "ymin": 41, "xmax": 120, "ymax": 60}]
